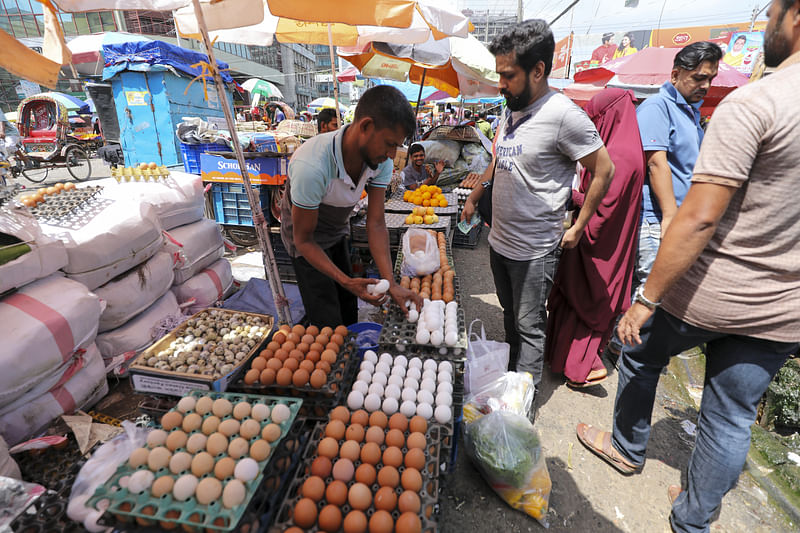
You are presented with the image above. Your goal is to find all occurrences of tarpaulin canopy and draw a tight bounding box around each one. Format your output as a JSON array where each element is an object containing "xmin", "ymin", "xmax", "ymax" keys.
[{"xmin": 101, "ymin": 40, "xmax": 234, "ymax": 83}]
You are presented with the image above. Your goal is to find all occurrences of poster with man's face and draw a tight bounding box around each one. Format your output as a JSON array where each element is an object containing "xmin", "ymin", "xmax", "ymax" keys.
[{"xmin": 723, "ymin": 32, "xmax": 764, "ymax": 76}]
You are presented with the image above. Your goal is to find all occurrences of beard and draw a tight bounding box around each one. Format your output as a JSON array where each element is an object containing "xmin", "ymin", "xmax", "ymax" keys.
[
  {"xmin": 764, "ymin": 9, "xmax": 793, "ymax": 67},
  {"xmin": 360, "ymin": 146, "xmax": 382, "ymax": 170},
  {"xmin": 502, "ymin": 79, "xmax": 533, "ymax": 111}
]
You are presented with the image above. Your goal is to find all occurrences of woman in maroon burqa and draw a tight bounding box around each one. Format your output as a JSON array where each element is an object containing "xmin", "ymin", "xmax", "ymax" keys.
[{"xmin": 544, "ymin": 88, "xmax": 645, "ymax": 387}]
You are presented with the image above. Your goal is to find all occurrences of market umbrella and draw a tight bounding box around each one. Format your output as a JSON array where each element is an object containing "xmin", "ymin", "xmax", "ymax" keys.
[
  {"xmin": 67, "ymin": 32, "xmax": 152, "ymax": 64},
  {"xmin": 31, "ymin": 92, "xmax": 90, "ymax": 114},
  {"xmin": 337, "ymin": 66, "xmax": 360, "ymax": 82},
  {"xmin": 241, "ymin": 78, "xmax": 284, "ymax": 99},
  {"xmin": 307, "ymin": 97, "xmax": 349, "ymax": 113}
]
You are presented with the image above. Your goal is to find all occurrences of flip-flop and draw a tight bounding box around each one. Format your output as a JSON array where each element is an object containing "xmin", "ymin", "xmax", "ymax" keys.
[
  {"xmin": 668, "ymin": 485, "xmax": 682, "ymax": 505},
  {"xmin": 575, "ymin": 423, "xmax": 641, "ymax": 475},
  {"xmin": 566, "ymin": 368, "xmax": 608, "ymax": 389}
]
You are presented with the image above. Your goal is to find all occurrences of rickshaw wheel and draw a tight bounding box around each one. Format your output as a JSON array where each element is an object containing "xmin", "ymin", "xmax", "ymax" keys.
[
  {"xmin": 226, "ymin": 226, "xmax": 259, "ymax": 247},
  {"xmin": 65, "ymin": 146, "xmax": 92, "ymax": 181},
  {"xmin": 21, "ymin": 159, "xmax": 48, "ymax": 183}
]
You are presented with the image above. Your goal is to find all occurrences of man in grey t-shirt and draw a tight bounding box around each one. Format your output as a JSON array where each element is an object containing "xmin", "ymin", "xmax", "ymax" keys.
[{"xmin": 462, "ymin": 19, "xmax": 615, "ymax": 388}]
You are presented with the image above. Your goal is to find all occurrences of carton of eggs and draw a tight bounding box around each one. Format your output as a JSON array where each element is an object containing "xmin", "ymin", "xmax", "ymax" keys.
[
  {"xmin": 347, "ymin": 351, "xmax": 453, "ymax": 423},
  {"xmin": 409, "ymin": 300, "xmax": 459, "ymax": 348}
]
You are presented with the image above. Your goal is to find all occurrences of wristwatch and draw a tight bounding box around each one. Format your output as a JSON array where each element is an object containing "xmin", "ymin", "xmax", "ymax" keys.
[
  {"xmin": 481, "ymin": 180, "xmax": 491, "ymax": 189},
  {"xmin": 634, "ymin": 285, "xmax": 660, "ymax": 310}
]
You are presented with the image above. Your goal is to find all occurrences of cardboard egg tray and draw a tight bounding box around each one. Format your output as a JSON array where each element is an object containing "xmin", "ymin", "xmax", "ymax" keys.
[
  {"xmin": 88, "ymin": 391, "xmax": 302, "ymax": 532},
  {"xmin": 268, "ymin": 420, "xmax": 444, "ymax": 533},
  {"xmin": 379, "ymin": 305, "xmax": 468, "ymax": 356}
]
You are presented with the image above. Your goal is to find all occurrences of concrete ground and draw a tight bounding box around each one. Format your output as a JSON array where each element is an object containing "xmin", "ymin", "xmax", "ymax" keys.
[
  {"xmin": 436, "ymin": 229, "xmax": 794, "ymax": 533},
  {"xmin": 8, "ymin": 155, "xmax": 111, "ymax": 190}
]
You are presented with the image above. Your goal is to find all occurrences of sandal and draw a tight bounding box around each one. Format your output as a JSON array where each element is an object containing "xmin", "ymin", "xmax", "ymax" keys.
[
  {"xmin": 668, "ymin": 485, "xmax": 682, "ymax": 505},
  {"xmin": 575, "ymin": 423, "xmax": 641, "ymax": 475},
  {"xmin": 566, "ymin": 368, "xmax": 608, "ymax": 388}
]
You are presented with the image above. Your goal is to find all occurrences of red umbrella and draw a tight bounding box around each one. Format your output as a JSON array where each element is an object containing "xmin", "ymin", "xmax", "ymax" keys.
[{"xmin": 336, "ymin": 66, "xmax": 360, "ymax": 82}]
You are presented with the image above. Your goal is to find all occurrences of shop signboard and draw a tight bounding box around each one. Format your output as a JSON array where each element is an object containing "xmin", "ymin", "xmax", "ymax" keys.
[{"xmin": 200, "ymin": 152, "xmax": 287, "ymax": 185}]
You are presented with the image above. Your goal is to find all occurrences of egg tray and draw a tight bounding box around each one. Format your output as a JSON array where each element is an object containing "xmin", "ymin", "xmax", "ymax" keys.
[
  {"xmin": 378, "ymin": 305, "xmax": 468, "ymax": 356},
  {"xmin": 87, "ymin": 391, "xmax": 303, "ymax": 532},
  {"xmin": 268, "ymin": 421, "xmax": 444, "ymax": 533},
  {"xmin": 95, "ymin": 415, "xmax": 313, "ymax": 533},
  {"xmin": 11, "ymin": 433, "xmax": 92, "ymax": 533}
]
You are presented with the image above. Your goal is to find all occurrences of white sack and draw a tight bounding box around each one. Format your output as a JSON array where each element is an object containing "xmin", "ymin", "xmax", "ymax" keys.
[
  {"xmin": 0, "ymin": 274, "xmax": 101, "ymax": 408},
  {"xmin": 163, "ymin": 218, "xmax": 224, "ymax": 285},
  {"xmin": 418, "ymin": 140, "xmax": 462, "ymax": 167},
  {"xmin": 95, "ymin": 291, "xmax": 181, "ymax": 359},
  {"xmin": 0, "ymin": 435, "xmax": 21, "ymax": 480},
  {"xmin": 0, "ymin": 343, "xmax": 108, "ymax": 446},
  {"xmin": 95, "ymin": 252, "xmax": 175, "ymax": 333},
  {"xmin": 171, "ymin": 258, "xmax": 234, "ymax": 314},
  {"xmin": 0, "ymin": 204, "xmax": 68, "ymax": 293}
]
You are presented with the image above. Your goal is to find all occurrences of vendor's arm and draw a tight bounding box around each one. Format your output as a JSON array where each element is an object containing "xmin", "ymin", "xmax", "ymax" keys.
[
  {"xmin": 423, "ymin": 160, "xmax": 445, "ymax": 186},
  {"xmin": 561, "ymin": 147, "xmax": 615, "ymax": 248},
  {"xmin": 646, "ymin": 150, "xmax": 678, "ymax": 237},
  {"xmin": 459, "ymin": 154, "xmax": 496, "ymax": 222}
]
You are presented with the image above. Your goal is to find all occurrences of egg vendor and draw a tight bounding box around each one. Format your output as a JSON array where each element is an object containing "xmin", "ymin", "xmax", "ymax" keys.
[
  {"xmin": 280, "ymin": 86, "xmax": 422, "ymax": 327},
  {"xmin": 401, "ymin": 143, "xmax": 445, "ymax": 191}
]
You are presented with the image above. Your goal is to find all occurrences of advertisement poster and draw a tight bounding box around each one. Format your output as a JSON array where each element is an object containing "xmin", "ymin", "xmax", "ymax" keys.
[
  {"xmin": 551, "ymin": 34, "xmax": 574, "ymax": 79},
  {"xmin": 569, "ymin": 30, "xmax": 652, "ymax": 76},
  {"xmin": 722, "ymin": 32, "xmax": 764, "ymax": 77}
]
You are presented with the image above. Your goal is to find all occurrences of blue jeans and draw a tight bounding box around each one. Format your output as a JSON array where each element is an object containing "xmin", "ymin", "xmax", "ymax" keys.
[
  {"xmin": 611, "ymin": 309, "xmax": 797, "ymax": 533},
  {"xmin": 490, "ymin": 245, "xmax": 560, "ymax": 385}
]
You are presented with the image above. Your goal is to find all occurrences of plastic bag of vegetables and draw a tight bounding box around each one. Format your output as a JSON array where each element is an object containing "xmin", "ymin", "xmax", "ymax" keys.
[{"xmin": 463, "ymin": 372, "xmax": 552, "ymax": 525}]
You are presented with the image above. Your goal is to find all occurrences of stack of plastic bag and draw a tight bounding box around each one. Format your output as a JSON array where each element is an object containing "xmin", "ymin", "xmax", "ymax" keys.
[{"xmin": 462, "ymin": 372, "xmax": 552, "ymax": 525}]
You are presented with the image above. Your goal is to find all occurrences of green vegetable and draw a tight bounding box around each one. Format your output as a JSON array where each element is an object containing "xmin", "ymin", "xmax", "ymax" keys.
[{"xmin": 465, "ymin": 411, "xmax": 541, "ymax": 487}]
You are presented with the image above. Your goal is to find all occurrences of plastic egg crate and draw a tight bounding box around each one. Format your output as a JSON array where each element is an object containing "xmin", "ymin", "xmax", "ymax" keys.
[
  {"xmin": 88, "ymin": 391, "xmax": 302, "ymax": 532},
  {"xmin": 269, "ymin": 419, "xmax": 443, "ymax": 533},
  {"xmin": 379, "ymin": 304, "xmax": 468, "ymax": 355}
]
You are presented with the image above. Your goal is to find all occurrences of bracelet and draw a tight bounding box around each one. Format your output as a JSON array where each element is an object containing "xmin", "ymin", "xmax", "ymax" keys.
[
  {"xmin": 481, "ymin": 180, "xmax": 491, "ymax": 189},
  {"xmin": 634, "ymin": 285, "xmax": 660, "ymax": 310}
]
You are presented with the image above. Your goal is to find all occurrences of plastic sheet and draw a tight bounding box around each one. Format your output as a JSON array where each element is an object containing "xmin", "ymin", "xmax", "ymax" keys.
[{"xmin": 400, "ymin": 228, "xmax": 440, "ymax": 277}]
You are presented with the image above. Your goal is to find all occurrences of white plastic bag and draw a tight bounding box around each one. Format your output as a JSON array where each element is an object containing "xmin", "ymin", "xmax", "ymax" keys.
[
  {"xmin": 418, "ymin": 139, "xmax": 462, "ymax": 166},
  {"xmin": 400, "ymin": 228, "xmax": 439, "ymax": 277},
  {"xmin": 466, "ymin": 319, "xmax": 510, "ymax": 394}
]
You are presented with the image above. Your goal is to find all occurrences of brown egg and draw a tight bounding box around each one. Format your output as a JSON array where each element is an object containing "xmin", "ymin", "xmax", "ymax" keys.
[
  {"xmin": 320, "ymin": 326, "xmax": 334, "ymax": 337},
  {"xmin": 395, "ymin": 512, "xmax": 422, "ymax": 533},
  {"xmin": 244, "ymin": 368, "xmax": 260, "ymax": 384},
  {"xmin": 329, "ymin": 334, "xmax": 344, "ymax": 347},
  {"xmin": 334, "ymin": 325, "xmax": 349, "ymax": 337},
  {"xmin": 325, "ymin": 342, "xmax": 339, "ymax": 353},
  {"xmin": 309, "ymin": 342, "xmax": 325, "ymax": 354},
  {"xmin": 206, "ymin": 432, "xmax": 229, "ymax": 456},
  {"xmin": 166, "ymin": 430, "xmax": 188, "ymax": 451},
  {"xmin": 278, "ymin": 324, "xmax": 291, "ymax": 333},
  {"xmin": 408, "ymin": 416, "xmax": 427, "ymax": 434},
  {"xmin": 339, "ymin": 440, "xmax": 361, "ymax": 462},
  {"xmin": 321, "ymin": 349, "xmax": 338, "ymax": 364},
  {"xmin": 365, "ymin": 426, "xmax": 385, "ymax": 446},
  {"xmin": 151, "ymin": 475, "xmax": 174, "ymax": 498},
  {"xmin": 291, "ymin": 324, "xmax": 306, "ymax": 336},
  {"xmin": 377, "ymin": 465, "xmax": 399, "ymax": 488},
  {"xmin": 266, "ymin": 358, "xmax": 283, "ymax": 371},
  {"xmin": 261, "ymin": 423, "xmax": 281, "ymax": 442},
  {"xmin": 343, "ymin": 510, "xmax": 368, "ymax": 533},
  {"xmin": 267, "ymin": 341, "xmax": 281, "ymax": 352},
  {"xmin": 239, "ymin": 419, "xmax": 261, "ymax": 440},
  {"xmin": 315, "ymin": 360, "xmax": 331, "ymax": 374},
  {"xmin": 382, "ymin": 446, "xmax": 403, "ymax": 468},
  {"xmin": 259, "ymin": 348, "xmax": 274, "ymax": 359},
  {"xmin": 317, "ymin": 437, "xmax": 339, "ymax": 459},
  {"xmin": 212, "ymin": 398, "xmax": 233, "ymax": 418},
  {"xmin": 276, "ymin": 368, "xmax": 293, "ymax": 386},
  {"xmin": 385, "ymin": 429, "xmax": 405, "ymax": 449},
  {"xmin": 287, "ymin": 332, "xmax": 301, "ymax": 344},
  {"xmin": 45, "ymin": 186, "xmax": 58, "ymax": 195},
  {"xmin": 350, "ymin": 410, "xmax": 369, "ymax": 426},
  {"xmin": 129, "ymin": 447, "xmax": 149, "ymax": 468},
  {"xmin": 274, "ymin": 349, "xmax": 289, "ymax": 361},
  {"xmin": 249, "ymin": 439, "xmax": 271, "ymax": 462},
  {"xmin": 293, "ymin": 498, "xmax": 318, "ymax": 529},
  {"xmin": 147, "ymin": 447, "xmax": 172, "ymax": 471},
  {"xmin": 306, "ymin": 350, "xmax": 321, "ymax": 363},
  {"xmin": 332, "ymin": 458, "xmax": 354, "ymax": 482},
  {"xmin": 404, "ymin": 448, "xmax": 426, "ymax": 471},
  {"xmin": 191, "ymin": 452, "xmax": 215, "ymax": 477},
  {"xmin": 310, "ymin": 456, "xmax": 332, "ymax": 478},
  {"xmin": 301, "ymin": 334, "xmax": 315, "ymax": 345},
  {"xmin": 373, "ymin": 486, "xmax": 397, "ymax": 512},
  {"xmin": 388, "ymin": 413, "xmax": 409, "ymax": 432},
  {"xmin": 345, "ymin": 423, "xmax": 365, "ymax": 443},
  {"xmin": 272, "ymin": 331, "xmax": 287, "ymax": 344},
  {"xmin": 302, "ymin": 475, "xmax": 326, "ymax": 501},
  {"xmin": 360, "ymin": 442, "xmax": 381, "ymax": 465},
  {"xmin": 227, "ymin": 437, "xmax": 249, "ymax": 460},
  {"xmin": 401, "ymin": 467, "xmax": 422, "ymax": 492},
  {"xmin": 218, "ymin": 419, "xmax": 240, "ymax": 437},
  {"xmin": 325, "ymin": 480, "xmax": 348, "ymax": 506},
  {"xmin": 182, "ymin": 413, "xmax": 203, "ymax": 433},
  {"xmin": 283, "ymin": 358, "xmax": 299, "ymax": 372},
  {"xmin": 306, "ymin": 325, "xmax": 320, "ymax": 337},
  {"xmin": 309, "ymin": 369, "xmax": 327, "ymax": 388},
  {"xmin": 347, "ymin": 482, "xmax": 372, "ymax": 511},
  {"xmin": 325, "ymin": 419, "xmax": 346, "ymax": 440},
  {"xmin": 355, "ymin": 463, "xmax": 376, "ymax": 486},
  {"xmin": 369, "ymin": 411, "xmax": 388, "ymax": 429},
  {"xmin": 161, "ymin": 411, "xmax": 182, "ymax": 431},
  {"xmin": 368, "ymin": 510, "xmax": 394, "ymax": 533},
  {"xmin": 329, "ymin": 406, "xmax": 350, "ymax": 423},
  {"xmin": 259, "ymin": 368, "xmax": 276, "ymax": 385},
  {"xmin": 398, "ymin": 490, "xmax": 421, "ymax": 513},
  {"xmin": 214, "ymin": 457, "xmax": 236, "ymax": 480},
  {"xmin": 289, "ymin": 349, "xmax": 304, "ymax": 361},
  {"xmin": 407, "ymin": 432, "xmax": 426, "ymax": 450},
  {"xmin": 233, "ymin": 402, "xmax": 251, "ymax": 420},
  {"xmin": 196, "ymin": 477, "xmax": 223, "ymax": 505},
  {"xmin": 292, "ymin": 368, "xmax": 309, "ymax": 386},
  {"xmin": 318, "ymin": 504, "xmax": 343, "ymax": 533},
  {"xmin": 299, "ymin": 359, "xmax": 315, "ymax": 373},
  {"xmin": 316, "ymin": 334, "xmax": 330, "ymax": 346}
]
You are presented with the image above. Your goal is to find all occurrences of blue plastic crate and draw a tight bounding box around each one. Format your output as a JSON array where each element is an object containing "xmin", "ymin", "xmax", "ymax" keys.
[
  {"xmin": 209, "ymin": 182, "xmax": 270, "ymax": 226},
  {"xmin": 180, "ymin": 142, "xmax": 231, "ymax": 174}
]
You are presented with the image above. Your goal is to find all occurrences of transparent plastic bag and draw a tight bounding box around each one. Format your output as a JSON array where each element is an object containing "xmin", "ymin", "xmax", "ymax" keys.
[
  {"xmin": 465, "ymin": 319, "xmax": 510, "ymax": 395},
  {"xmin": 400, "ymin": 228, "xmax": 440, "ymax": 277}
]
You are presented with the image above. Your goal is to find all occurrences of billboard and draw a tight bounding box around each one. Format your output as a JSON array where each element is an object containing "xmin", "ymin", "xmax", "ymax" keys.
[
  {"xmin": 551, "ymin": 34, "xmax": 574, "ymax": 79},
  {"xmin": 722, "ymin": 32, "xmax": 764, "ymax": 77}
]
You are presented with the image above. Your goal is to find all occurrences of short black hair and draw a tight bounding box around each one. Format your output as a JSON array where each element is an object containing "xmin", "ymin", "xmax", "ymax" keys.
[
  {"xmin": 317, "ymin": 108, "xmax": 338, "ymax": 132},
  {"xmin": 489, "ymin": 19, "xmax": 555, "ymax": 76},
  {"xmin": 673, "ymin": 41, "xmax": 724, "ymax": 71},
  {"xmin": 354, "ymin": 85, "xmax": 416, "ymax": 136},
  {"xmin": 408, "ymin": 143, "xmax": 425, "ymax": 156},
  {"xmin": 734, "ymin": 35, "xmax": 747, "ymax": 43},
  {"xmin": 463, "ymin": 109, "xmax": 472, "ymax": 119},
  {"xmin": 602, "ymin": 32, "xmax": 614, "ymax": 44}
]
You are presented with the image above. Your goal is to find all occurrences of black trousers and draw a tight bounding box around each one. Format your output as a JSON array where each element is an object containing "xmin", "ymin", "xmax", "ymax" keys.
[{"xmin": 291, "ymin": 238, "xmax": 358, "ymax": 327}]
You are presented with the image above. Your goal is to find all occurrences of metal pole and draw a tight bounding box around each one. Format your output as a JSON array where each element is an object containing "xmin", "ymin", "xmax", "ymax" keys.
[
  {"xmin": 517, "ymin": 0, "xmax": 524, "ymax": 23},
  {"xmin": 413, "ymin": 69, "xmax": 427, "ymax": 141},
  {"xmin": 749, "ymin": 2, "xmax": 769, "ymax": 31},
  {"xmin": 328, "ymin": 24, "xmax": 342, "ymax": 129},
  {"xmin": 549, "ymin": 0, "xmax": 581, "ymax": 26},
  {"xmin": 189, "ymin": 0, "xmax": 292, "ymax": 325}
]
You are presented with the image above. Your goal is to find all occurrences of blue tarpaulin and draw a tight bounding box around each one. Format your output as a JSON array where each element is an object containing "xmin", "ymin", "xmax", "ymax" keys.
[{"xmin": 101, "ymin": 40, "xmax": 234, "ymax": 83}]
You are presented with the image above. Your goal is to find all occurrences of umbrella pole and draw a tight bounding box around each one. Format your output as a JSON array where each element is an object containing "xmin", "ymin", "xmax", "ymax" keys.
[
  {"xmin": 327, "ymin": 25, "xmax": 342, "ymax": 129},
  {"xmin": 413, "ymin": 69, "xmax": 427, "ymax": 142},
  {"xmin": 190, "ymin": 0, "xmax": 292, "ymax": 326}
]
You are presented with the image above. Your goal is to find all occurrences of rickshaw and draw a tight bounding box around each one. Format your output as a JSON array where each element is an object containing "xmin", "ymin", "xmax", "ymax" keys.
[{"xmin": 14, "ymin": 94, "xmax": 92, "ymax": 183}]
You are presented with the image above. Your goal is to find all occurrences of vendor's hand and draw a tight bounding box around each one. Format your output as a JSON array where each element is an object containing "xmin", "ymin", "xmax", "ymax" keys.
[
  {"xmin": 461, "ymin": 197, "xmax": 476, "ymax": 223},
  {"xmin": 345, "ymin": 278, "xmax": 387, "ymax": 306},
  {"xmin": 434, "ymin": 160, "xmax": 445, "ymax": 176},
  {"xmin": 617, "ymin": 302, "xmax": 654, "ymax": 346},
  {"xmin": 560, "ymin": 225, "xmax": 583, "ymax": 249},
  {"xmin": 660, "ymin": 215, "xmax": 673, "ymax": 239},
  {"xmin": 388, "ymin": 283, "xmax": 423, "ymax": 317}
]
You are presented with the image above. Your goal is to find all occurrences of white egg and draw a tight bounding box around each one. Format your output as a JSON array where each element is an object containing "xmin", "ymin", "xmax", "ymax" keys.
[
  {"xmin": 426, "ymin": 314, "xmax": 442, "ymax": 331},
  {"xmin": 430, "ymin": 330, "xmax": 444, "ymax": 346},
  {"xmin": 445, "ymin": 331, "xmax": 459, "ymax": 346},
  {"xmin": 446, "ymin": 301, "xmax": 458, "ymax": 311},
  {"xmin": 384, "ymin": 384, "xmax": 402, "ymax": 400},
  {"xmin": 177, "ymin": 396, "xmax": 197, "ymax": 414},
  {"xmin": 434, "ymin": 405, "xmax": 452, "ymax": 424},
  {"xmin": 375, "ymin": 362, "xmax": 391, "ymax": 375},
  {"xmin": 436, "ymin": 391, "xmax": 452, "ymax": 407},
  {"xmin": 118, "ymin": 475, "xmax": 130, "ymax": 489},
  {"xmin": 420, "ymin": 378, "xmax": 437, "ymax": 394},
  {"xmin": 417, "ymin": 318, "xmax": 427, "ymax": 331},
  {"xmin": 390, "ymin": 365, "xmax": 406, "ymax": 378},
  {"xmin": 357, "ymin": 370, "xmax": 373, "ymax": 383},
  {"xmin": 401, "ymin": 387, "xmax": 418, "ymax": 402},
  {"xmin": 423, "ymin": 359, "xmax": 438, "ymax": 372},
  {"xmin": 173, "ymin": 474, "xmax": 199, "ymax": 501},
  {"xmin": 394, "ymin": 355, "xmax": 408, "ymax": 367},
  {"xmin": 374, "ymin": 279, "xmax": 390, "ymax": 294},
  {"xmin": 406, "ymin": 367, "xmax": 422, "ymax": 381},
  {"xmin": 387, "ymin": 375, "xmax": 404, "ymax": 388},
  {"xmin": 128, "ymin": 470, "xmax": 155, "ymax": 494},
  {"xmin": 360, "ymin": 360, "xmax": 375, "ymax": 374},
  {"xmin": 416, "ymin": 402, "xmax": 433, "ymax": 420},
  {"xmin": 422, "ymin": 370, "xmax": 437, "ymax": 382},
  {"xmin": 251, "ymin": 403, "xmax": 270, "ymax": 422},
  {"xmin": 417, "ymin": 389, "xmax": 434, "ymax": 405},
  {"xmin": 408, "ymin": 309, "xmax": 419, "ymax": 323},
  {"xmin": 234, "ymin": 458, "xmax": 259, "ymax": 482},
  {"xmin": 371, "ymin": 372, "xmax": 388, "ymax": 387},
  {"xmin": 400, "ymin": 400, "xmax": 417, "ymax": 417},
  {"xmin": 347, "ymin": 390, "xmax": 365, "ymax": 410},
  {"xmin": 364, "ymin": 393, "xmax": 382, "ymax": 412},
  {"xmin": 271, "ymin": 403, "xmax": 291, "ymax": 423},
  {"xmin": 379, "ymin": 353, "xmax": 394, "ymax": 365},
  {"xmin": 438, "ymin": 371, "xmax": 452, "ymax": 384},
  {"xmin": 382, "ymin": 397, "xmax": 399, "ymax": 415},
  {"xmin": 409, "ymin": 357, "xmax": 423, "ymax": 369},
  {"xmin": 403, "ymin": 377, "xmax": 419, "ymax": 391},
  {"xmin": 437, "ymin": 382, "xmax": 453, "ymax": 395},
  {"xmin": 352, "ymin": 380, "xmax": 370, "ymax": 395},
  {"xmin": 146, "ymin": 429, "xmax": 168, "ymax": 448},
  {"xmin": 415, "ymin": 330, "xmax": 430, "ymax": 344},
  {"xmin": 364, "ymin": 350, "xmax": 378, "ymax": 364},
  {"xmin": 368, "ymin": 382, "xmax": 385, "ymax": 396}
]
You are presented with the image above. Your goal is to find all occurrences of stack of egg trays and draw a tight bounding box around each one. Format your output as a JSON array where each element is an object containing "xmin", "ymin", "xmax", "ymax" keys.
[
  {"xmin": 229, "ymin": 339, "xmax": 360, "ymax": 421},
  {"xmin": 11, "ymin": 433, "xmax": 93, "ymax": 532},
  {"xmin": 378, "ymin": 304, "xmax": 468, "ymax": 357},
  {"xmin": 88, "ymin": 391, "xmax": 303, "ymax": 532},
  {"xmin": 268, "ymin": 420, "xmax": 445, "ymax": 533}
]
